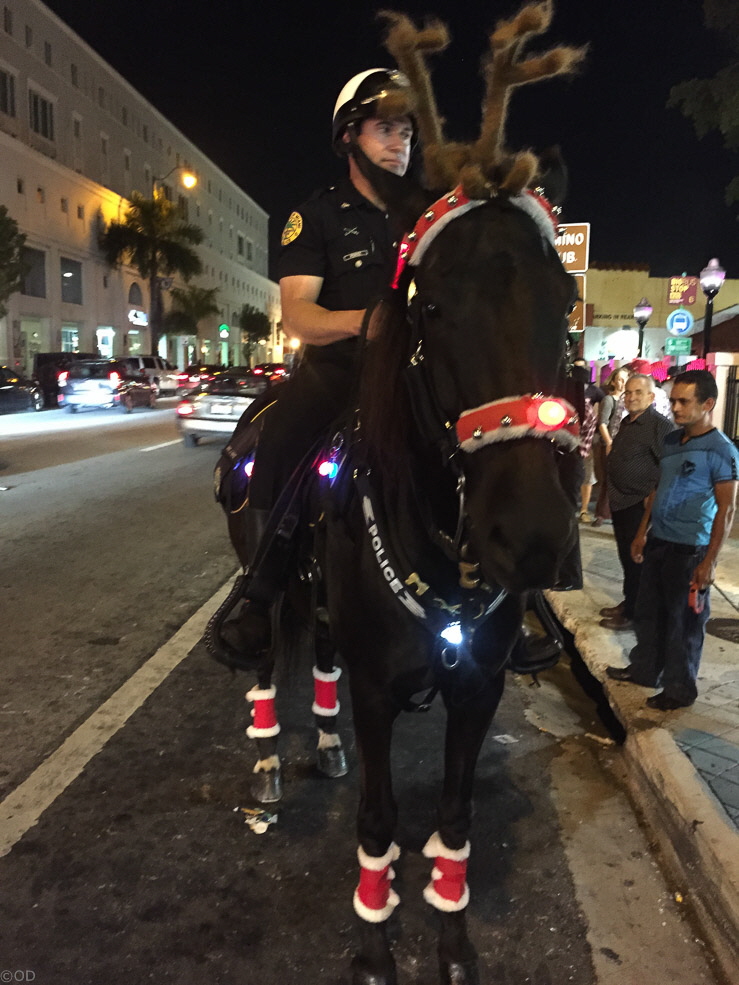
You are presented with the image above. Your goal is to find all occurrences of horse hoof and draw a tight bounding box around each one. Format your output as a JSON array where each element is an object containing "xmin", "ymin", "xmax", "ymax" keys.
[
  {"xmin": 251, "ymin": 770, "xmax": 283, "ymax": 803},
  {"xmin": 350, "ymin": 957, "xmax": 397, "ymax": 985},
  {"xmin": 441, "ymin": 960, "xmax": 480, "ymax": 985},
  {"xmin": 317, "ymin": 744, "xmax": 348, "ymax": 778}
]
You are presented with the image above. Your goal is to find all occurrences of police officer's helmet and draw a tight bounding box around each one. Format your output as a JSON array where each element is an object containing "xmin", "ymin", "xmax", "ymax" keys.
[{"xmin": 332, "ymin": 68, "xmax": 414, "ymax": 153}]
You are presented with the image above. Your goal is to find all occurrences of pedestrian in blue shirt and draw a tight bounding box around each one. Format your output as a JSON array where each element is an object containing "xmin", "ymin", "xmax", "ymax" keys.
[{"xmin": 607, "ymin": 370, "xmax": 739, "ymax": 710}]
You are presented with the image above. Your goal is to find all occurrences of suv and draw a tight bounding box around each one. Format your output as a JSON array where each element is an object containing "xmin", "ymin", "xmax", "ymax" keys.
[
  {"xmin": 60, "ymin": 359, "xmax": 156, "ymax": 413},
  {"xmin": 32, "ymin": 351, "xmax": 98, "ymax": 407},
  {"xmin": 119, "ymin": 355, "xmax": 179, "ymax": 396}
]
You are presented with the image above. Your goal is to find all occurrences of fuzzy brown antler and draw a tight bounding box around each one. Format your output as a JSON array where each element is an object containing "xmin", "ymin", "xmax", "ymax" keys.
[
  {"xmin": 377, "ymin": 3, "xmax": 586, "ymax": 199},
  {"xmin": 471, "ymin": 1, "xmax": 587, "ymax": 195}
]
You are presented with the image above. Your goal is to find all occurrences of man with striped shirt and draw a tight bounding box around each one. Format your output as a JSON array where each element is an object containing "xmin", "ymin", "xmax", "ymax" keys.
[{"xmin": 599, "ymin": 374, "xmax": 675, "ymax": 630}]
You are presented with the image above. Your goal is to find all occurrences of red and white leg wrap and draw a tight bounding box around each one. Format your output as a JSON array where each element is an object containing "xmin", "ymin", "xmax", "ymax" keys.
[
  {"xmin": 245, "ymin": 685, "xmax": 281, "ymax": 739},
  {"xmin": 353, "ymin": 843, "xmax": 400, "ymax": 923},
  {"xmin": 422, "ymin": 831, "xmax": 470, "ymax": 912},
  {"xmin": 312, "ymin": 666, "xmax": 341, "ymax": 717}
]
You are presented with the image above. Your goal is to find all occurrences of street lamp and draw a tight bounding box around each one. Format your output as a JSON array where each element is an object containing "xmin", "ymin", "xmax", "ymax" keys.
[
  {"xmin": 699, "ymin": 258, "xmax": 726, "ymax": 358},
  {"xmin": 152, "ymin": 165, "xmax": 197, "ymax": 199},
  {"xmin": 633, "ymin": 297, "xmax": 653, "ymax": 357}
]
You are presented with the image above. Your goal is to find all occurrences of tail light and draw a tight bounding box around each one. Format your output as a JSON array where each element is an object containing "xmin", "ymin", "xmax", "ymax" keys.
[
  {"xmin": 252, "ymin": 367, "xmax": 264, "ymax": 375},
  {"xmin": 58, "ymin": 370, "xmax": 69, "ymax": 386},
  {"xmin": 177, "ymin": 402, "xmax": 194, "ymax": 416},
  {"xmin": 109, "ymin": 371, "xmax": 121, "ymax": 385}
]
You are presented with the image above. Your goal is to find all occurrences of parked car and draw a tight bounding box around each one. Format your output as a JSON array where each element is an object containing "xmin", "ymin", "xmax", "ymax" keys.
[
  {"xmin": 59, "ymin": 359, "xmax": 156, "ymax": 413},
  {"xmin": 32, "ymin": 351, "xmax": 98, "ymax": 407},
  {"xmin": 119, "ymin": 355, "xmax": 180, "ymax": 396},
  {"xmin": 0, "ymin": 366, "xmax": 44, "ymax": 414},
  {"xmin": 252, "ymin": 362, "xmax": 289, "ymax": 382},
  {"xmin": 176, "ymin": 363, "xmax": 224, "ymax": 393},
  {"xmin": 176, "ymin": 367, "xmax": 268, "ymax": 446}
]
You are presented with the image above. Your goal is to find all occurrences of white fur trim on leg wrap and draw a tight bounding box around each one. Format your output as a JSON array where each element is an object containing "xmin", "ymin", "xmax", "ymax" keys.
[
  {"xmin": 422, "ymin": 831, "xmax": 470, "ymax": 912},
  {"xmin": 353, "ymin": 842, "xmax": 401, "ymax": 923}
]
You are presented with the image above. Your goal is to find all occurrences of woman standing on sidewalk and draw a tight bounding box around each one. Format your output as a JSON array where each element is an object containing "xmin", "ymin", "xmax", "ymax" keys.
[{"xmin": 591, "ymin": 367, "xmax": 629, "ymax": 527}]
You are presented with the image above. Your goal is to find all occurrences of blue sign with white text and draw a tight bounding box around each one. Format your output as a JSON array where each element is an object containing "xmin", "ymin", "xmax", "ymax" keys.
[{"xmin": 666, "ymin": 308, "xmax": 694, "ymax": 336}]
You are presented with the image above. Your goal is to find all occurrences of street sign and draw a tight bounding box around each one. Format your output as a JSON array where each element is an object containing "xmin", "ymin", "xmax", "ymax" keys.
[
  {"xmin": 666, "ymin": 307, "xmax": 694, "ymax": 336},
  {"xmin": 554, "ymin": 223, "xmax": 590, "ymax": 273},
  {"xmin": 568, "ymin": 274, "xmax": 586, "ymax": 332},
  {"xmin": 665, "ymin": 336, "xmax": 692, "ymax": 355}
]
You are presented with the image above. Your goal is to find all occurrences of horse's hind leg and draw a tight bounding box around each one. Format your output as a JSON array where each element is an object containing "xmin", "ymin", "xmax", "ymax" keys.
[
  {"xmin": 245, "ymin": 661, "xmax": 283, "ymax": 803},
  {"xmin": 312, "ymin": 631, "xmax": 347, "ymax": 778},
  {"xmin": 425, "ymin": 674, "xmax": 505, "ymax": 985}
]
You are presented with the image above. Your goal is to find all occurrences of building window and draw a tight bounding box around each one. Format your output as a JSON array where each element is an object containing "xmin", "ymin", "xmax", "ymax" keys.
[
  {"xmin": 44, "ymin": 41, "xmax": 51, "ymax": 66},
  {"xmin": 21, "ymin": 247, "xmax": 46, "ymax": 298},
  {"xmin": 121, "ymin": 105, "xmax": 127, "ymax": 126},
  {"xmin": 3, "ymin": 6, "xmax": 12, "ymax": 34},
  {"xmin": 128, "ymin": 283, "xmax": 143, "ymax": 306},
  {"xmin": 61, "ymin": 257, "xmax": 82, "ymax": 304},
  {"xmin": 101, "ymin": 134, "xmax": 108, "ymax": 157},
  {"xmin": 98, "ymin": 86, "xmax": 105, "ymax": 108},
  {"xmin": 77, "ymin": 204, "xmax": 84, "ymax": 220},
  {"xmin": 0, "ymin": 67, "xmax": 15, "ymax": 116},
  {"xmin": 237, "ymin": 234, "xmax": 245, "ymax": 257},
  {"xmin": 70, "ymin": 63, "xmax": 78, "ymax": 87},
  {"xmin": 16, "ymin": 177, "xmax": 23, "ymax": 193},
  {"xmin": 61, "ymin": 326, "xmax": 79, "ymax": 352},
  {"xmin": 24, "ymin": 24, "xmax": 31, "ymax": 46},
  {"xmin": 29, "ymin": 89, "xmax": 54, "ymax": 140},
  {"xmin": 73, "ymin": 116, "xmax": 81, "ymax": 139},
  {"xmin": 36, "ymin": 186, "xmax": 44, "ymax": 203},
  {"xmin": 124, "ymin": 150, "xmax": 130, "ymax": 171},
  {"xmin": 60, "ymin": 197, "xmax": 68, "ymax": 213},
  {"xmin": 246, "ymin": 240, "xmax": 253, "ymax": 262},
  {"xmin": 142, "ymin": 123, "xmax": 148, "ymax": 143}
]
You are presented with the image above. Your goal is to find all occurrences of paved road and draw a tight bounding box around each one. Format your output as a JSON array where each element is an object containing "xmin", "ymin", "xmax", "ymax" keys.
[{"xmin": 0, "ymin": 413, "xmax": 723, "ymax": 984}]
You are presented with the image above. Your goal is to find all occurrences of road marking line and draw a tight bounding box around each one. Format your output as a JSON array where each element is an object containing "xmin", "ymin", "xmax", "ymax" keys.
[
  {"xmin": 140, "ymin": 439, "xmax": 181, "ymax": 452},
  {"xmin": 0, "ymin": 574, "xmax": 237, "ymax": 857}
]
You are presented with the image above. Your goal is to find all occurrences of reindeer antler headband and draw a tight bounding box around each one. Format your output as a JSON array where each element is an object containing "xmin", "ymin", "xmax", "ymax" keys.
[{"xmin": 374, "ymin": 2, "xmax": 586, "ymax": 199}]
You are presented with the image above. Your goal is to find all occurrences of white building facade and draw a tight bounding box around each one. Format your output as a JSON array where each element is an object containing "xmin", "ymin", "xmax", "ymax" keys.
[{"xmin": 0, "ymin": 0, "xmax": 281, "ymax": 374}]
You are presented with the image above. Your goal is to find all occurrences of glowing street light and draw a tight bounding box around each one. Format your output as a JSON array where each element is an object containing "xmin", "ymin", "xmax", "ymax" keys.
[
  {"xmin": 633, "ymin": 298, "xmax": 653, "ymax": 358},
  {"xmin": 152, "ymin": 165, "xmax": 198, "ymax": 198},
  {"xmin": 699, "ymin": 258, "xmax": 726, "ymax": 358}
]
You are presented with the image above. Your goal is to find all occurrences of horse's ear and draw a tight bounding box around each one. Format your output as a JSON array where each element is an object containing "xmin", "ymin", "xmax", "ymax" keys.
[
  {"xmin": 354, "ymin": 148, "xmax": 433, "ymax": 237},
  {"xmin": 535, "ymin": 145, "xmax": 568, "ymax": 207}
]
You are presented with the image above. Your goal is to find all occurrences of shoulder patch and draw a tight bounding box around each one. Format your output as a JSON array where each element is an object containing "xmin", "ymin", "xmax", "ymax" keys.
[{"xmin": 281, "ymin": 212, "xmax": 303, "ymax": 246}]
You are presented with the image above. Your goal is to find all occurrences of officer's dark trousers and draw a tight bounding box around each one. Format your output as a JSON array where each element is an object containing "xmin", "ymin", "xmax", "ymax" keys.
[
  {"xmin": 611, "ymin": 501, "xmax": 645, "ymax": 619},
  {"xmin": 628, "ymin": 537, "xmax": 710, "ymax": 704},
  {"xmin": 248, "ymin": 358, "xmax": 355, "ymax": 512}
]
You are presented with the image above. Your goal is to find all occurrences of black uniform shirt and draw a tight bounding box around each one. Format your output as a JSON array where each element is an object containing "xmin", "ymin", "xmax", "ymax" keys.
[{"xmin": 277, "ymin": 177, "xmax": 399, "ymax": 366}]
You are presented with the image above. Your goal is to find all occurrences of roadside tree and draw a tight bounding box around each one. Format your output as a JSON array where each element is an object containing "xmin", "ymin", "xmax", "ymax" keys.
[
  {"xmin": 100, "ymin": 193, "xmax": 203, "ymax": 353},
  {"xmin": 0, "ymin": 204, "xmax": 27, "ymax": 321},
  {"xmin": 238, "ymin": 304, "xmax": 271, "ymax": 365}
]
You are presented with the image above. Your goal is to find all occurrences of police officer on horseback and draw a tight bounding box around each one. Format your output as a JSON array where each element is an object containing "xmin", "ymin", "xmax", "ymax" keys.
[{"xmin": 209, "ymin": 69, "xmax": 416, "ymax": 670}]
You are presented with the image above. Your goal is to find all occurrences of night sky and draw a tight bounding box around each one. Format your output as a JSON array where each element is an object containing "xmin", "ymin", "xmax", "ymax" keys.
[{"xmin": 43, "ymin": 0, "xmax": 738, "ymax": 281}]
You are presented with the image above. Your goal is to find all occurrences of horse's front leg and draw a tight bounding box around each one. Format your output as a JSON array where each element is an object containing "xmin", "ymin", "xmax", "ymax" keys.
[
  {"xmin": 312, "ymin": 631, "xmax": 348, "ymax": 778},
  {"xmin": 349, "ymin": 685, "xmax": 400, "ymax": 985},
  {"xmin": 425, "ymin": 671, "xmax": 505, "ymax": 985}
]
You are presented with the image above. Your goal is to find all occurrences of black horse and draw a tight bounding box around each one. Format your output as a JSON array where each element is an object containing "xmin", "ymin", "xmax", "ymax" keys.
[{"xmin": 212, "ymin": 6, "xmax": 585, "ymax": 983}]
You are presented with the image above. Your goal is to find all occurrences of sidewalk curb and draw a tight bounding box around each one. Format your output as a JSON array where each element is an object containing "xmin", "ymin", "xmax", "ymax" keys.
[
  {"xmin": 622, "ymin": 728, "xmax": 739, "ymax": 983},
  {"xmin": 547, "ymin": 590, "xmax": 739, "ymax": 982}
]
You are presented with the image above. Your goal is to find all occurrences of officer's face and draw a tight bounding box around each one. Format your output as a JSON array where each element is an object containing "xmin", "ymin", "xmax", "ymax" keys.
[{"xmin": 355, "ymin": 116, "xmax": 413, "ymax": 176}]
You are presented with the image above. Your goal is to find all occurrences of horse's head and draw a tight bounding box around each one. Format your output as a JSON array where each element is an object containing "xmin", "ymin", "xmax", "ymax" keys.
[
  {"xmin": 358, "ymin": 4, "xmax": 586, "ymax": 594},
  {"xmin": 411, "ymin": 195, "xmax": 579, "ymax": 593}
]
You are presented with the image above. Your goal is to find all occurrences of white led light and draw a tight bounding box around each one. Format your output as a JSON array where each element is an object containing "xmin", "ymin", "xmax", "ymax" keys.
[{"xmin": 440, "ymin": 622, "xmax": 463, "ymax": 646}]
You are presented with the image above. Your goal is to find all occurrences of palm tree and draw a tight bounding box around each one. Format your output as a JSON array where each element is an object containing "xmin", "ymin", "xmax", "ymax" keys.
[
  {"xmin": 163, "ymin": 284, "xmax": 220, "ymax": 339},
  {"xmin": 100, "ymin": 192, "xmax": 204, "ymax": 353},
  {"xmin": 238, "ymin": 303, "xmax": 272, "ymax": 366}
]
